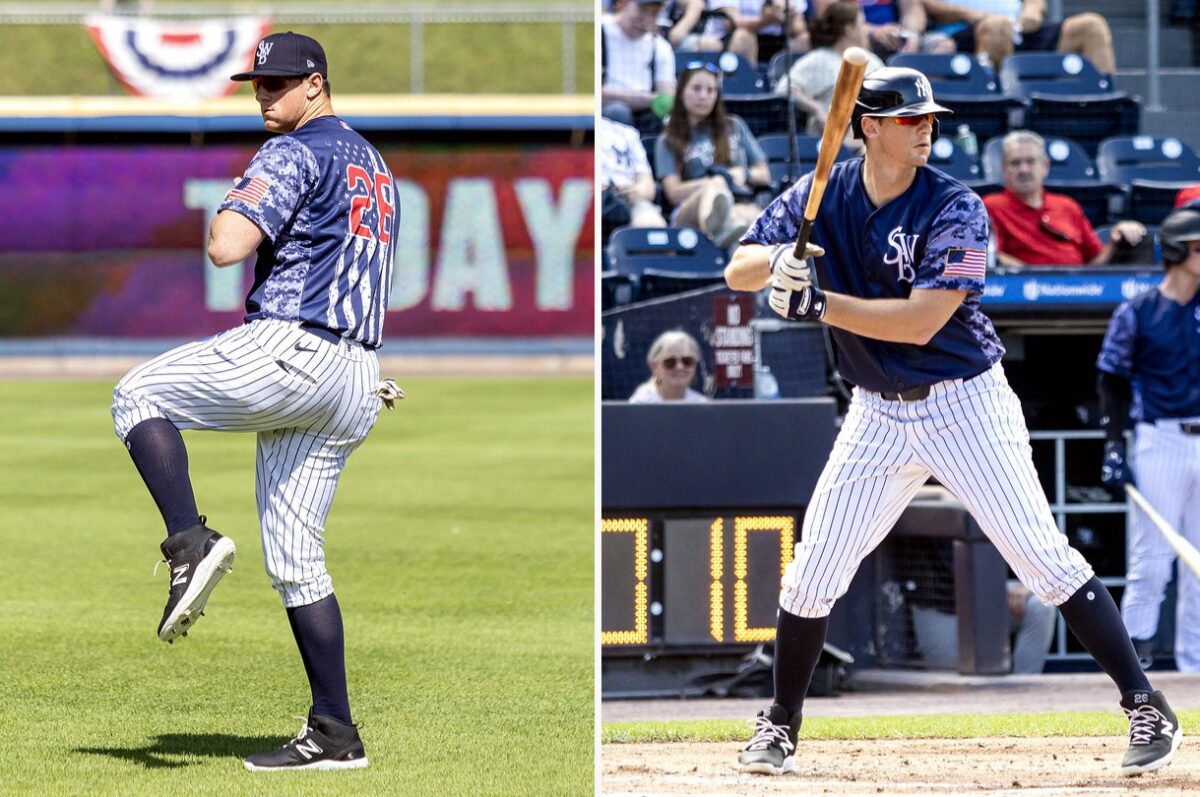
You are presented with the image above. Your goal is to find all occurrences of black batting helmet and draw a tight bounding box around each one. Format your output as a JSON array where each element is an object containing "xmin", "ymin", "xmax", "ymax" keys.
[
  {"xmin": 851, "ymin": 67, "xmax": 953, "ymax": 142},
  {"xmin": 1158, "ymin": 207, "xmax": 1200, "ymax": 266}
]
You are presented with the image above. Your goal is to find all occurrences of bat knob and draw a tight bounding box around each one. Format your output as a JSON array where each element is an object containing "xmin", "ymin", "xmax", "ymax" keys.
[{"xmin": 843, "ymin": 47, "xmax": 869, "ymax": 66}]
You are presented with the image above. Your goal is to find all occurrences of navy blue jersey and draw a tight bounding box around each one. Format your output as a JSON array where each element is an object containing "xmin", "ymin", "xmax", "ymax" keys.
[
  {"xmin": 1096, "ymin": 287, "xmax": 1200, "ymax": 422},
  {"xmin": 220, "ymin": 115, "xmax": 398, "ymax": 348},
  {"xmin": 743, "ymin": 158, "xmax": 1004, "ymax": 393}
]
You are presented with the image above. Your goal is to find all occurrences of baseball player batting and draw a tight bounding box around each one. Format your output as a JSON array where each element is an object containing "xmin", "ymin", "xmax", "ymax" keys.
[
  {"xmin": 1097, "ymin": 206, "xmax": 1200, "ymax": 672},
  {"xmin": 724, "ymin": 66, "xmax": 1182, "ymax": 777},
  {"xmin": 111, "ymin": 32, "xmax": 401, "ymax": 771}
]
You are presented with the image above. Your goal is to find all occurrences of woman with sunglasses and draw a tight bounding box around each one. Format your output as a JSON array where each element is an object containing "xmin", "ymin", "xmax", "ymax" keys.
[
  {"xmin": 629, "ymin": 330, "xmax": 707, "ymax": 403},
  {"xmin": 726, "ymin": 67, "xmax": 1183, "ymax": 778},
  {"xmin": 654, "ymin": 61, "xmax": 770, "ymax": 248}
]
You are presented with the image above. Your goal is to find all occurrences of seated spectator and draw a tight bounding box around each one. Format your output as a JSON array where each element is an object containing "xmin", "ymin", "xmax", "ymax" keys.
[
  {"xmin": 662, "ymin": 0, "xmax": 739, "ymax": 52},
  {"xmin": 728, "ymin": 0, "xmax": 811, "ymax": 66},
  {"xmin": 603, "ymin": 0, "xmax": 678, "ymax": 132},
  {"xmin": 923, "ymin": 0, "xmax": 1116, "ymax": 73},
  {"xmin": 775, "ymin": 3, "xmax": 884, "ymax": 136},
  {"xmin": 600, "ymin": 116, "xmax": 669, "ymax": 237},
  {"xmin": 815, "ymin": 0, "xmax": 954, "ymax": 60},
  {"xmin": 1176, "ymin": 184, "xmax": 1200, "ymax": 209},
  {"xmin": 983, "ymin": 130, "xmax": 1146, "ymax": 267},
  {"xmin": 630, "ymin": 330, "xmax": 708, "ymax": 403},
  {"xmin": 655, "ymin": 62, "xmax": 770, "ymax": 247}
]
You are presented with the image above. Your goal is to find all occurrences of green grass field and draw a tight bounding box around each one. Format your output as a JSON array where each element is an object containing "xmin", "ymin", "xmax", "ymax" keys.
[
  {"xmin": 0, "ymin": 377, "xmax": 594, "ymax": 795},
  {"xmin": 0, "ymin": 15, "xmax": 594, "ymax": 96}
]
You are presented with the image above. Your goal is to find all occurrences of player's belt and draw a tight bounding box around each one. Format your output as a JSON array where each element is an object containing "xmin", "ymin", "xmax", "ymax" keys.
[
  {"xmin": 877, "ymin": 385, "xmax": 933, "ymax": 402},
  {"xmin": 1181, "ymin": 422, "xmax": 1200, "ymax": 435}
]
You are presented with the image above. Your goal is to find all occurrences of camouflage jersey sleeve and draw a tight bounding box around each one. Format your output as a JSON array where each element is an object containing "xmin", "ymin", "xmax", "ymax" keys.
[
  {"xmin": 218, "ymin": 135, "xmax": 319, "ymax": 241},
  {"xmin": 913, "ymin": 190, "xmax": 989, "ymax": 293},
  {"xmin": 1096, "ymin": 301, "xmax": 1137, "ymax": 377},
  {"xmin": 741, "ymin": 173, "xmax": 812, "ymax": 247}
]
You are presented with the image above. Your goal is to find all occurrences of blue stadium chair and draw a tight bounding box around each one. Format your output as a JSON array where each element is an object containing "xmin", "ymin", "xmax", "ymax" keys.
[
  {"xmin": 606, "ymin": 227, "xmax": 728, "ymax": 302},
  {"xmin": 756, "ymin": 134, "xmax": 855, "ymax": 190},
  {"xmin": 675, "ymin": 50, "xmax": 768, "ymax": 94},
  {"xmin": 601, "ymin": 269, "xmax": 639, "ymax": 311},
  {"xmin": 927, "ymin": 137, "xmax": 988, "ymax": 185},
  {"xmin": 722, "ymin": 93, "xmax": 796, "ymax": 138},
  {"xmin": 982, "ymin": 135, "xmax": 1124, "ymax": 226},
  {"xmin": 1097, "ymin": 136, "xmax": 1200, "ymax": 225},
  {"xmin": 998, "ymin": 53, "xmax": 1140, "ymax": 157},
  {"xmin": 889, "ymin": 53, "xmax": 1025, "ymax": 146}
]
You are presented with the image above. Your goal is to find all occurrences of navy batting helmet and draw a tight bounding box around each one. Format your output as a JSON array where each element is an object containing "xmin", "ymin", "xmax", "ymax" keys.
[
  {"xmin": 1158, "ymin": 207, "xmax": 1200, "ymax": 266},
  {"xmin": 851, "ymin": 67, "xmax": 953, "ymax": 142}
]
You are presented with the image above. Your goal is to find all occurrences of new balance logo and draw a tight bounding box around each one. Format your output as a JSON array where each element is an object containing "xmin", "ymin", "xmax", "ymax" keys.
[
  {"xmin": 1161, "ymin": 720, "xmax": 1174, "ymax": 735},
  {"xmin": 171, "ymin": 564, "xmax": 190, "ymax": 586},
  {"xmin": 295, "ymin": 738, "xmax": 324, "ymax": 760}
]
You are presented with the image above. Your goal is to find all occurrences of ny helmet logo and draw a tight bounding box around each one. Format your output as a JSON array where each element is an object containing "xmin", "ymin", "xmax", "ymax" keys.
[
  {"xmin": 256, "ymin": 41, "xmax": 274, "ymax": 65},
  {"xmin": 914, "ymin": 76, "xmax": 932, "ymax": 99}
]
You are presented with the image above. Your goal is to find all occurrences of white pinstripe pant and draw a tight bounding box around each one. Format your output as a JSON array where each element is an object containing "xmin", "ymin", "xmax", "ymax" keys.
[
  {"xmin": 781, "ymin": 363, "xmax": 1095, "ymax": 618},
  {"xmin": 112, "ymin": 319, "xmax": 383, "ymax": 607},
  {"xmin": 1122, "ymin": 420, "xmax": 1200, "ymax": 671}
]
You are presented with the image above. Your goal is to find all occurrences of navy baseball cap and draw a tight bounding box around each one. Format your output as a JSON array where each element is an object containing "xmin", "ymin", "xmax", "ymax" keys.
[{"xmin": 231, "ymin": 32, "xmax": 327, "ymax": 81}]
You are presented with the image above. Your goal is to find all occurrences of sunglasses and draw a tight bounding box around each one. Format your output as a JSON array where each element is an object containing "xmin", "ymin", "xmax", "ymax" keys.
[
  {"xmin": 684, "ymin": 61, "xmax": 722, "ymax": 76},
  {"xmin": 251, "ymin": 75, "xmax": 301, "ymax": 93},
  {"xmin": 662, "ymin": 356, "xmax": 697, "ymax": 369},
  {"xmin": 889, "ymin": 113, "xmax": 936, "ymax": 127}
]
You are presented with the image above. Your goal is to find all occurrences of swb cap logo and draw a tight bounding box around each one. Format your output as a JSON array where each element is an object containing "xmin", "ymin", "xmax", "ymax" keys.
[{"xmin": 231, "ymin": 31, "xmax": 327, "ymax": 81}]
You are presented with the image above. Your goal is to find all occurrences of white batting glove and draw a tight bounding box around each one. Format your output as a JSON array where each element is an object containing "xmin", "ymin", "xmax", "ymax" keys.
[
  {"xmin": 769, "ymin": 242, "xmax": 825, "ymax": 292},
  {"xmin": 768, "ymin": 282, "xmax": 827, "ymax": 322},
  {"xmin": 374, "ymin": 378, "xmax": 406, "ymax": 411}
]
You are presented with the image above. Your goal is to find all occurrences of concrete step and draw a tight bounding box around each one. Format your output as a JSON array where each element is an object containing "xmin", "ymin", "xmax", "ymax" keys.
[
  {"xmin": 1113, "ymin": 68, "xmax": 1200, "ymax": 107},
  {"xmin": 1111, "ymin": 25, "xmax": 1194, "ymax": 68},
  {"xmin": 1139, "ymin": 108, "xmax": 1200, "ymax": 153}
]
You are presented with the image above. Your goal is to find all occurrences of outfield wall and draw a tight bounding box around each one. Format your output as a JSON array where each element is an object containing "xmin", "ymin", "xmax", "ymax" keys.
[{"xmin": 0, "ymin": 96, "xmax": 595, "ymax": 348}]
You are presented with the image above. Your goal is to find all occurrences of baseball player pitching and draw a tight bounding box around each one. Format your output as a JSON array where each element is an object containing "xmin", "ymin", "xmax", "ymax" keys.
[
  {"xmin": 111, "ymin": 32, "xmax": 401, "ymax": 771},
  {"xmin": 724, "ymin": 67, "xmax": 1182, "ymax": 777},
  {"xmin": 1097, "ymin": 207, "xmax": 1200, "ymax": 672}
]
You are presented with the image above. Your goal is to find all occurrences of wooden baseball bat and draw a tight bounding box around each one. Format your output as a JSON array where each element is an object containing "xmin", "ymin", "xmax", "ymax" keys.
[
  {"xmin": 1126, "ymin": 484, "xmax": 1200, "ymax": 578},
  {"xmin": 791, "ymin": 46, "xmax": 870, "ymax": 259}
]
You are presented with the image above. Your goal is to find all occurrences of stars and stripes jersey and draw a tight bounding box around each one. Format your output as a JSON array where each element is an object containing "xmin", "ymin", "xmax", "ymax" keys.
[
  {"xmin": 219, "ymin": 115, "xmax": 398, "ymax": 349},
  {"xmin": 742, "ymin": 158, "xmax": 1004, "ymax": 393}
]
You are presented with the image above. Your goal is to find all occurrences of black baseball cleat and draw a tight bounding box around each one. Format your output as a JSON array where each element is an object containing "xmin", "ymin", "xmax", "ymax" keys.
[
  {"xmin": 1120, "ymin": 689, "xmax": 1183, "ymax": 775},
  {"xmin": 737, "ymin": 704, "xmax": 801, "ymax": 775},
  {"xmin": 156, "ymin": 516, "xmax": 236, "ymax": 643},
  {"xmin": 244, "ymin": 713, "xmax": 369, "ymax": 771}
]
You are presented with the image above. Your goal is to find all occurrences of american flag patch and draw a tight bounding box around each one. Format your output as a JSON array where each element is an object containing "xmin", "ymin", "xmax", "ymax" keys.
[
  {"xmin": 943, "ymin": 248, "xmax": 987, "ymax": 279},
  {"xmin": 228, "ymin": 176, "xmax": 270, "ymax": 206}
]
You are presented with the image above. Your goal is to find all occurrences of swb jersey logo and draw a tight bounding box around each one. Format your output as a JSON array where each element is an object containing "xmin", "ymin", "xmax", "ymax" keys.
[{"xmin": 883, "ymin": 225, "xmax": 920, "ymax": 283}]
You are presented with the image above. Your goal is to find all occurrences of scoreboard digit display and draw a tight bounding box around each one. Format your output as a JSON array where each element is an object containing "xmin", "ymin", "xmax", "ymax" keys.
[{"xmin": 601, "ymin": 513, "xmax": 797, "ymax": 650}]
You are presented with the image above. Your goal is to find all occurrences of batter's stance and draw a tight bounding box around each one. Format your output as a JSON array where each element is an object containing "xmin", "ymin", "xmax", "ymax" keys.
[
  {"xmin": 1098, "ymin": 207, "xmax": 1200, "ymax": 672},
  {"xmin": 111, "ymin": 32, "xmax": 400, "ymax": 771},
  {"xmin": 724, "ymin": 68, "xmax": 1182, "ymax": 777}
]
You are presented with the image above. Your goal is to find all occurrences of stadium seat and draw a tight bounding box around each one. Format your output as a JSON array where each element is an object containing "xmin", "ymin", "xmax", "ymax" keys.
[
  {"xmin": 998, "ymin": 53, "xmax": 1140, "ymax": 156},
  {"xmin": 675, "ymin": 50, "xmax": 768, "ymax": 94},
  {"xmin": 601, "ymin": 269, "xmax": 639, "ymax": 311},
  {"xmin": 927, "ymin": 137, "xmax": 987, "ymax": 185},
  {"xmin": 722, "ymin": 92, "xmax": 797, "ymax": 138},
  {"xmin": 982, "ymin": 135, "xmax": 1124, "ymax": 226},
  {"xmin": 1097, "ymin": 136, "xmax": 1200, "ymax": 225},
  {"xmin": 889, "ymin": 53, "xmax": 1025, "ymax": 147},
  {"xmin": 756, "ymin": 133, "xmax": 854, "ymax": 190},
  {"xmin": 605, "ymin": 226, "xmax": 728, "ymax": 302}
]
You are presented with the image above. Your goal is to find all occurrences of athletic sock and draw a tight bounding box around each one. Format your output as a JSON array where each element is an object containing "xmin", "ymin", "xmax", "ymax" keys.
[
  {"xmin": 772, "ymin": 609, "xmax": 832, "ymax": 718},
  {"xmin": 287, "ymin": 594, "xmax": 352, "ymax": 725},
  {"xmin": 1057, "ymin": 575, "xmax": 1152, "ymax": 694},
  {"xmin": 124, "ymin": 418, "xmax": 200, "ymax": 535}
]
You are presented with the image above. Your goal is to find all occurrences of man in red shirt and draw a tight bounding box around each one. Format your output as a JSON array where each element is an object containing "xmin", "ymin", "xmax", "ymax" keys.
[{"xmin": 984, "ymin": 130, "xmax": 1145, "ymax": 267}]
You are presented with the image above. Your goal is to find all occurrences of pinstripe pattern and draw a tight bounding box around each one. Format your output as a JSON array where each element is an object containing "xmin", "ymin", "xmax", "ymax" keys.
[
  {"xmin": 1123, "ymin": 421, "xmax": 1200, "ymax": 669},
  {"xmin": 113, "ymin": 319, "xmax": 381, "ymax": 607},
  {"xmin": 780, "ymin": 363, "xmax": 1094, "ymax": 618}
]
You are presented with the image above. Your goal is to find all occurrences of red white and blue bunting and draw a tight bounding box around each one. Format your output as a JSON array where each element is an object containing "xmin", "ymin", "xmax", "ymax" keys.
[{"xmin": 85, "ymin": 15, "xmax": 273, "ymax": 99}]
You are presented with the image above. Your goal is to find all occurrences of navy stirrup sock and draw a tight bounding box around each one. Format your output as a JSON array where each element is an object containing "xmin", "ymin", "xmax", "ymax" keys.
[
  {"xmin": 1057, "ymin": 576, "xmax": 1151, "ymax": 694},
  {"xmin": 124, "ymin": 418, "xmax": 201, "ymax": 535},
  {"xmin": 287, "ymin": 594, "xmax": 352, "ymax": 725}
]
